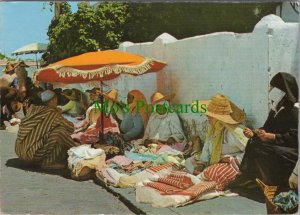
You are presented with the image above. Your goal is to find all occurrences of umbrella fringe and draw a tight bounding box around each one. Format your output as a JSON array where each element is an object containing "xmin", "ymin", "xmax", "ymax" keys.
[{"xmin": 34, "ymin": 58, "xmax": 156, "ymax": 82}]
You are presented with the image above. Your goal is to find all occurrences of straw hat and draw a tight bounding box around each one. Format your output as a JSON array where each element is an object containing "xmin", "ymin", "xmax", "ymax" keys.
[
  {"xmin": 193, "ymin": 94, "xmax": 245, "ymax": 124},
  {"xmin": 14, "ymin": 61, "xmax": 29, "ymax": 68},
  {"xmin": 151, "ymin": 92, "xmax": 175, "ymax": 105},
  {"xmin": 2, "ymin": 63, "xmax": 15, "ymax": 73},
  {"xmin": 99, "ymin": 89, "xmax": 121, "ymax": 105}
]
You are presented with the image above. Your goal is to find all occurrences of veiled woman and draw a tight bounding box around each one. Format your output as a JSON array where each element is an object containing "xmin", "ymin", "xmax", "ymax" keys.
[{"xmin": 233, "ymin": 72, "xmax": 298, "ymax": 187}]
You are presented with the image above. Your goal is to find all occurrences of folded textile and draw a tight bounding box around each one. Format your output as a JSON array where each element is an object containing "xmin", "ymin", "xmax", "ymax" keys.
[
  {"xmin": 146, "ymin": 162, "xmax": 176, "ymax": 174},
  {"xmin": 157, "ymin": 174, "xmax": 194, "ymax": 189},
  {"xmin": 199, "ymin": 161, "xmax": 239, "ymax": 190},
  {"xmin": 125, "ymin": 151, "xmax": 158, "ymax": 162},
  {"xmin": 98, "ymin": 168, "xmax": 126, "ymax": 186},
  {"xmin": 145, "ymin": 171, "xmax": 208, "ymax": 197},
  {"xmin": 71, "ymin": 154, "xmax": 107, "ymax": 177},
  {"xmin": 156, "ymin": 145, "xmax": 182, "ymax": 156},
  {"xmin": 273, "ymin": 190, "xmax": 298, "ymax": 212},
  {"xmin": 118, "ymin": 176, "xmax": 137, "ymax": 188},
  {"xmin": 171, "ymin": 142, "xmax": 186, "ymax": 152},
  {"xmin": 107, "ymin": 155, "xmax": 133, "ymax": 167},
  {"xmin": 138, "ymin": 170, "xmax": 217, "ymax": 208},
  {"xmin": 68, "ymin": 144, "xmax": 104, "ymax": 169}
]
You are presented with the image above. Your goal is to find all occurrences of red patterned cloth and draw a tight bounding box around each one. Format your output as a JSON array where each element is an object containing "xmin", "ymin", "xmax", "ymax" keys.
[
  {"xmin": 72, "ymin": 113, "xmax": 119, "ymax": 144},
  {"xmin": 158, "ymin": 172, "xmax": 194, "ymax": 189},
  {"xmin": 146, "ymin": 162, "xmax": 176, "ymax": 174},
  {"xmin": 203, "ymin": 159, "xmax": 239, "ymax": 190},
  {"xmin": 176, "ymin": 181, "xmax": 216, "ymax": 199},
  {"xmin": 145, "ymin": 172, "xmax": 216, "ymax": 200},
  {"xmin": 146, "ymin": 182, "xmax": 182, "ymax": 194}
]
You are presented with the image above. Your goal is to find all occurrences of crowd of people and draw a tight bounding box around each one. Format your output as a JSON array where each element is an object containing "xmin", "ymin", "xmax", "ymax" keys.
[{"xmin": 1, "ymin": 61, "xmax": 298, "ymax": 209}]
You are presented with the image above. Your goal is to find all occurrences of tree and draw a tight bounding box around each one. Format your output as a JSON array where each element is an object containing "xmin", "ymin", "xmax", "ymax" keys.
[
  {"xmin": 44, "ymin": 2, "xmax": 129, "ymax": 64},
  {"xmin": 0, "ymin": 53, "xmax": 15, "ymax": 61},
  {"xmin": 44, "ymin": 2, "xmax": 279, "ymax": 64}
]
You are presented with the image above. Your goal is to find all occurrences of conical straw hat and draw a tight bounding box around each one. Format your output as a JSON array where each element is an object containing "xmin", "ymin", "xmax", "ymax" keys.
[
  {"xmin": 193, "ymin": 94, "xmax": 245, "ymax": 124},
  {"xmin": 151, "ymin": 92, "xmax": 175, "ymax": 105}
]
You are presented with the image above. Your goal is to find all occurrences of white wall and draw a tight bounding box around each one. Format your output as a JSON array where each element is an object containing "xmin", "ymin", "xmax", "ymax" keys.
[
  {"xmin": 111, "ymin": 14, "xmax": 299, "ymax": 141},
  {"xmin": 276, "ymin": 2, "xmax": 299, "ymax": 23}
]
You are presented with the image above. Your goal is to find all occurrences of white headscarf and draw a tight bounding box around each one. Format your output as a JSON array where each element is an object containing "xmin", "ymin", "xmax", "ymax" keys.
[{"xmin": 269, "ymin": 87, "xmax": 286, "ymax": 112}]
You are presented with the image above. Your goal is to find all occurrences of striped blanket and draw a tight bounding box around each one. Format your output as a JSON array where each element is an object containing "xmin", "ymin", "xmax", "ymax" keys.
[
  {"xmin": 145, "ymin": 171, "xmax": 216, "ymax": 199},
  {"xmin": 15, "ymin": 105, "xmax": 78, "ymax": 165}
]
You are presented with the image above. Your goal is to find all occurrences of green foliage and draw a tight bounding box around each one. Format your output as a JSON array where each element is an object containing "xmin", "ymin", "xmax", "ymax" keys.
[
  {"xmin": 0, "ymin": 53, "xmax": 15, "ymax": 61},
  {"xmin": 45, "ymin": 2, "xmax": 128, "ymax": 64},
  {"xmin": 123, "ymin": 3, "xmax": 279, "ymax": 43},
  {"xmin": 45, "ymin": 2, "xmax": 279, "ymax": 64}
]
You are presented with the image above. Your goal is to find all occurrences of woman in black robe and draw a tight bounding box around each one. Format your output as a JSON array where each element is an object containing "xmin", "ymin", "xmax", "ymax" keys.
[{"xmin": 234, "ymin": 72, "xmax": 298, "ymax": 187}]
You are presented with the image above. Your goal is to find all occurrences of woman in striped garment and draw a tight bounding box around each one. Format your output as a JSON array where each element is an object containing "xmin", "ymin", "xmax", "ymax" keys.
[{"xmin": 15, "ymin": 90, "xmax": 78, "ymax": 169}]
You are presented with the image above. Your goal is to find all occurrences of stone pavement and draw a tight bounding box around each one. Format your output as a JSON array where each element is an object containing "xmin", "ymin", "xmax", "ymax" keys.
[{"xmin": 0, "ymin": 130, "xmax": 267, "ymax": 214}]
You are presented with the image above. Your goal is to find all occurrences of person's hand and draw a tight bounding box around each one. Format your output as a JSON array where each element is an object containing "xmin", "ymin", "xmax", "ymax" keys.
[
  {"xmin": 243, "ymin": 128, "xmax": 254, "ymax": 138},
  {"xmin": 289, "ymin": 173, "xmax": 298, "ymax": 189},
  {"xmin": 166, "ymin": 137, "xmax": 176, "ymax": 145},
  {"xmin": 256, "ymin": 129, "xmax": 275, "ymax": 142}
]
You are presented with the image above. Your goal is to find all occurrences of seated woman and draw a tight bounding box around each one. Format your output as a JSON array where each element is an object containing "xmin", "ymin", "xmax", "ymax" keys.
[
  {"xmin": 15, "ymin": 90, "xmax": 78, "ymax": 169},
  {"xmin": 73, "ymin": 87, "xmax": 102, "ymax": 131},
  {"xmin": 186, "ymin": 94, "xmax": 248, "ymax": 190},
  {"xmin": 233, "ymin": 72, "xmax": 298, "ymax": 187},
  {"xmin": 142, "ymin": 92, "xmax": 187, "ymax": 151},
  {"xmin": 117, "ymin": 90, "xmax": 148, "ymax": 142},
  {"xmin": 60, "ymin": 89, "xmax": 82, "ymax": 117},
  {"xmin": 72, "ymin": 89, "xmax": 120, "ymax": 145}
]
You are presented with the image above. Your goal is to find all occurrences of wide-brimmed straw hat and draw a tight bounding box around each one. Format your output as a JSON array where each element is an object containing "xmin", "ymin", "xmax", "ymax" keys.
[
  {"xmin": 151, "ymin": 92, "xmax": 175, "ymax": 105},
  {"xmin": 99, "ymin": 89, "xmax": 121, "ymax": 105},
  {"xmin": 14, "ymin": 61, "xmax": 29, "ymax": 68},
  {"xmin": 2, "ymin": 63, "xmax": 15, "ymax": 73},
  {"xmin": 193, "ymin": 94, "xmax": 245, "ymax": 124}
]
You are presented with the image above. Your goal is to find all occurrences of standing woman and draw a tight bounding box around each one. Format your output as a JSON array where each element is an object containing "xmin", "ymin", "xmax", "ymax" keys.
[{"xmin": 234, "ymin": 72, "xmax": 298, "ymax": 186}]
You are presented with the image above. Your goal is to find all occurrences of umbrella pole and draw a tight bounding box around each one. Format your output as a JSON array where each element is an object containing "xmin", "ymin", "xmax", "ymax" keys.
[
  {"xmin": 100, "ymin": 82, "xmax": 104, "ymax": 144},
  {"xmin": 35, "ymin": 53, "xmax": 38, "ymax": 69}
]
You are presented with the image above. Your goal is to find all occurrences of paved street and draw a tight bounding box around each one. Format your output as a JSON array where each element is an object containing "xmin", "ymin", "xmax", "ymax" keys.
[
  {"xmin": 0, "ymin": 130, "xmax": 134, "ymax": 214},
  {"xmin": 0, "ymin": 130, "xmax": 267, "ymax": 214}
]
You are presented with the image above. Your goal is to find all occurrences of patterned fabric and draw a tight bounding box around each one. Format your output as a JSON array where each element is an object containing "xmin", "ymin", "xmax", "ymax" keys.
[
  {"xmin": 15, "ymin": 105, "xmax": 78, "ymax": 165},
  {"xmin": 145, "ymin": 172, "xmax": 216, "ymax": 199},
  {"xmin": 123, "ymin": 161, "xmax": 152, "ymax": 173},
  {"xmin": 158, "ymin": 174, "xmax": 193, "ymax": 189},
  {"xmin": 146, "ymin": 162, "xmax": 176, "ymax": 174},
  {"xmin": 146, "ymin": 181, "xmax": 182, "ymax": 194},
  {"xmin": 202, "ymin": 160, "xmax": 239, "ymax": 190},
  {"xmin": 176, "ymin": 181, "xmax": 216, "ymax": 199},
  {"xmin": 73, "ymin": 113, "xmax": 120, "ymax": 145},
  {"xmin": 106, "ymin": 155, "xmax": 133, "ymax": 167}
]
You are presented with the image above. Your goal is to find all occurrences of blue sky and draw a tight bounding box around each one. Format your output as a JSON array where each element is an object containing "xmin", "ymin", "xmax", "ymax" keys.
[{"xmin": 0, "ymin": 2, "xmax": 79, "ymax": 60}]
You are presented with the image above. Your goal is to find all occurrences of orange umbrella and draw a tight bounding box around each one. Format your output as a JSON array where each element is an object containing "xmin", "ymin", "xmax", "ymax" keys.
[{"xmin": 33, "ymin": 50, "xmax": 166, "ymax": 83}]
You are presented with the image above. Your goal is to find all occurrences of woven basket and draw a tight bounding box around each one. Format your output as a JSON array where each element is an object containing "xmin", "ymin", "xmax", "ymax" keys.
[{"xmin": 256, "ymin": 178, "xmax": 298, "ymax": 214}]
